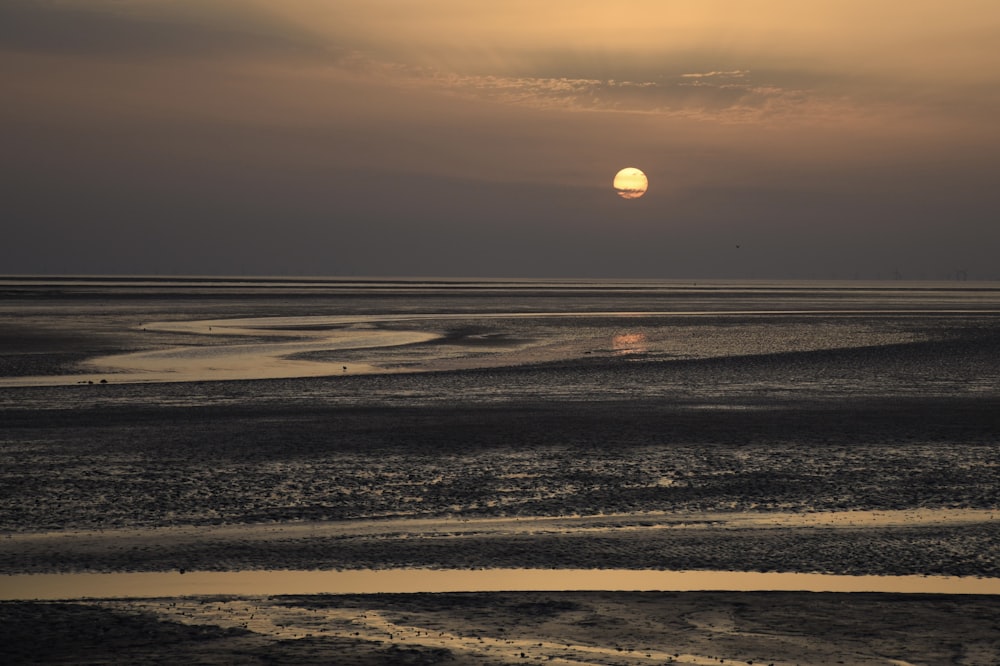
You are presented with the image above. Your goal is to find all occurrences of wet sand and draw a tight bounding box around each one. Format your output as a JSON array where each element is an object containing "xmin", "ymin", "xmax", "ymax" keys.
[
  {"xmin": 3, "ymin": 395, "xmax": 998, "ymax": 664},
  {"xmin": 2, "ymin": 278, "xmax": 1000, "ymax": 664},
  {"xmin": 4, "ymin": 592, "xmax": 1000, "ymax": 665},
  {"xmin": 3, "ymin": 509, "xmax": 999, "ymax": 577}
]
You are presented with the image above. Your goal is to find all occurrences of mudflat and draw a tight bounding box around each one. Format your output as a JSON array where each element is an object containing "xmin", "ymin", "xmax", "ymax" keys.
[
  {"xmin": 3, "ymin": 591, "xmax": 1000, "ymax": 665},
  {"xmin": 2, "ymin": 278, "xmax": 999, "ymax": 664}
]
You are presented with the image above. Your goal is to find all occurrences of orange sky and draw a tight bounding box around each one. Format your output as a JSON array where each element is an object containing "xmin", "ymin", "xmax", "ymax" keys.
[{"xmin": 2, "ymin": 0, "xmax": 999, "ymax": 278}]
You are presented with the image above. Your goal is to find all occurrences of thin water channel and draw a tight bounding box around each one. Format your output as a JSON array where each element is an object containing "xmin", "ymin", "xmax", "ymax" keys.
[{"xmin": 4, "ymin": 568, "xmax": 999, "ymax": 600}]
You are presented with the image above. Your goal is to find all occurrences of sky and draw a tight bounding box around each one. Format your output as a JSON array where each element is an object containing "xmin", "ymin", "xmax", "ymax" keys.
[{"xmin": 3, "ymin": 0, "xmax": 1000, "ymax": 279}]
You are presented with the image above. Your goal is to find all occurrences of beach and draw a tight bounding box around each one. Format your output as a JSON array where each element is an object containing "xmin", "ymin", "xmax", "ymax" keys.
[{"xmin": 2, "ymin": 277, "xmax": 999, "ymax": 664}]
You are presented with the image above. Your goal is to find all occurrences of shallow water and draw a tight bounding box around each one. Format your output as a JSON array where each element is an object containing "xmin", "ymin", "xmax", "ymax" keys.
[
  {"xmin": 4, "ymin": 568, "xmax": 999, "ymax": 600},
  {"xmin": 3, "ymin": 276, "xmax": 1000, "ymax": 391}
]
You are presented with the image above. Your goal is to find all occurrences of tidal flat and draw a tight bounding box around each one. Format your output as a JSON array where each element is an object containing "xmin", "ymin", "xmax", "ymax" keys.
[
  {"xmin": 2, "ymin": 277, "xmax": 999, "ymax": 664},
  {"xmin": 5, "ymin": 592, "xmax": 1000, "ymax": 665}
]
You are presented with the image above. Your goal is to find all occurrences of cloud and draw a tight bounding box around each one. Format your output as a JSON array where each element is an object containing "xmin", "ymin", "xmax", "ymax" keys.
[
  {"xmin": 680, "ymin": 70, "xmax": 749, "ymax": 80},
  {"xmin": 338, "ymin": 55, "xmax": 850, "ymax": 125},
  {"xmin": 6, "ymin": 0, "xmax": 997, "ymax": 131}
]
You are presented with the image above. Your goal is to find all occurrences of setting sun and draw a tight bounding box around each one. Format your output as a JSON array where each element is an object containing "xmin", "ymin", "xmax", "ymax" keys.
[{"xmin": 613, "ymin": 168, "xmax": 648, "ymax": 199}]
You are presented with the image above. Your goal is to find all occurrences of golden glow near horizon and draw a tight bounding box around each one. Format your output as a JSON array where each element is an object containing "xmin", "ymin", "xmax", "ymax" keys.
[
  {"xmin": 613, "ymin": 168, "xmax": 648, "ymax": 199},
  {"xmin": 5, "ymin": 1, "xmax": 999, "ymax": 187}
]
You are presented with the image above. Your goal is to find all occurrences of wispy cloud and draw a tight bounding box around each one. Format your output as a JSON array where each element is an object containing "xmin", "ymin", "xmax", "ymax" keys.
[
  {"xmin": 336, "ymin": 54, "xmax": 850, "ymax": 125},
  {"xmin": 680, "ymin": 70, "xmax": 749, "ymax": 80},
  {"xmin": 5, "ymin": 0, "xmax": 995, "ymax": 131}
]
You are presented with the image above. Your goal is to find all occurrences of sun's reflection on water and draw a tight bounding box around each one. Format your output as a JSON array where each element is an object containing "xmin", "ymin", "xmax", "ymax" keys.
[{"xmin": 612, "ymin": 332, "xmax": 648, "ymax": 356}]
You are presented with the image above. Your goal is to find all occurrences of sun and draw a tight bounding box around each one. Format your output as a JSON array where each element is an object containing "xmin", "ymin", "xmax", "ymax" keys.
[{"xmin": 613, "ymin": 167, "xmax": 648, "ymax": 199}]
